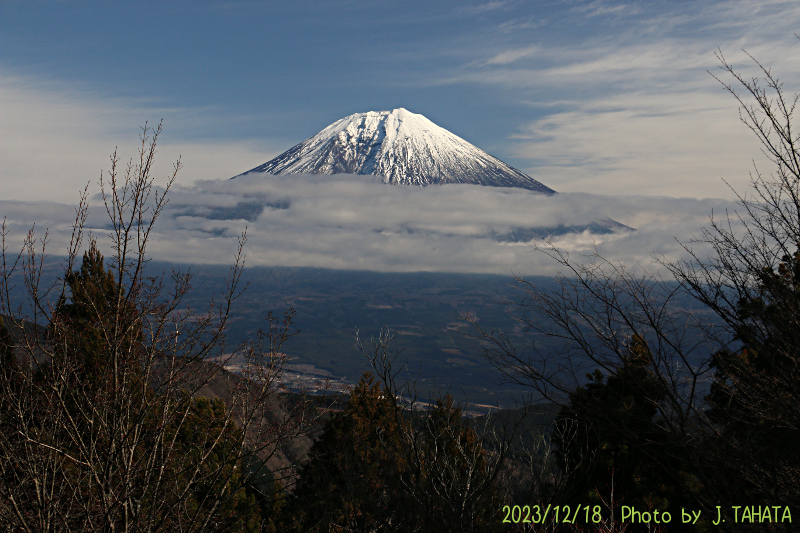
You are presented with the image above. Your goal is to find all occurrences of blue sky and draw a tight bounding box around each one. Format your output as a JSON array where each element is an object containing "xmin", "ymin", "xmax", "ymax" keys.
[
  {"xmin": 2, "ymin": 1, "xmax": 800, "ymax": 273},
  {"xmin": 4, "ymin": 0, "xmax": 800, "ymax": 203}
]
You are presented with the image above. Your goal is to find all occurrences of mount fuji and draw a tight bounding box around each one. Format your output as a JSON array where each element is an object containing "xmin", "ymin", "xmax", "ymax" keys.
[{"xmin": 233, "ymin": 108, "xmax": 555, "ymax": 194}]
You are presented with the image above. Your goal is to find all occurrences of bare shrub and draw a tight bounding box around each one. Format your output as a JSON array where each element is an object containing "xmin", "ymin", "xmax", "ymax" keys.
[{"xmin": 0, "ymin": 123, "xmax": 309, "ymax": 532}]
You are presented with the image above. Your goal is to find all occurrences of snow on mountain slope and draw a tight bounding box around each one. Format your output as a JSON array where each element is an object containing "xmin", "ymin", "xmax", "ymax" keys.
[{"xmin": 233, "ymin": 108, "xmax": 555, "ymax": 194}]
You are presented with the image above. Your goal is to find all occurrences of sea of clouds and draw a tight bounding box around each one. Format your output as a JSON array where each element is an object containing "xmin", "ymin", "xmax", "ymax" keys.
[{"xmin": 0, "ymin": 174, "xmax": 740, "ymax": 276}]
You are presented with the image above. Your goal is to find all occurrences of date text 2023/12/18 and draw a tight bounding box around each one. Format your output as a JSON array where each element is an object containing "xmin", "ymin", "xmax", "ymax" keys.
[{"xmin": 501, "ymin": 504, "xmax": 792, "ymax": 526}]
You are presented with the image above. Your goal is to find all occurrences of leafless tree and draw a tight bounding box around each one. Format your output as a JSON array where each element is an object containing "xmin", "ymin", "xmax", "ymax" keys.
[
  {"xmin": 665, "ymin": 48, "xmax": 800, "ymax": 515},
  {"xmin": 477, "ymin": 46, "xmax": 800, "ymax": 527},
  {"xmin": 474, "ymin": 247, "xmax": 717, "ymax": 504},
  {"xmin": 0, "ymin": 122, "xmax": 310, "ymax": 532}
]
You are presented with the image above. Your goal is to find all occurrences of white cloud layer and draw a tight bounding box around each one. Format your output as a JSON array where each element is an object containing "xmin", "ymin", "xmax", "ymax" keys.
[
  {"xmin": 0, "ymin": 174, "xmax": 738, "ymax": 275},
  {"xmin": 0, "ymin": 71, "xmax": 282, "ymax": 203}
]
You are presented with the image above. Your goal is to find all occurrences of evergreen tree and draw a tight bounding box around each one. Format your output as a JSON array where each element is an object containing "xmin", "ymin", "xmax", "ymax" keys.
[
  {"xmin": 704, "ymin": 249, "xmax": 800, "ymax": 508},
  {"xmin": 172, "ymin": 397, "xmax": 265, "ymax": 532},
  {"xmin": 49, "ymin": 239, "xmax": 141, "ymax": 383},
  {"xmin": 412, "ymin": 394, "xmax": 502, "ymax": 533},
  {"xmin": 286, "ymin": 373, "xmax": 505, "ymax": 533},
  {"xmin": 0, "ymin": 317, "xmax": 18, "ymax": 419},
  {"xmin": 552, "ymin": 336, "xmax": 689, "ymax": 518},
  {"xmin": 0, "ymin": 317, "xmax": 14, "ymax": 381},
  {"xmin": 286, "ymin": 372, "xmax": 410, "ymax": 532}
]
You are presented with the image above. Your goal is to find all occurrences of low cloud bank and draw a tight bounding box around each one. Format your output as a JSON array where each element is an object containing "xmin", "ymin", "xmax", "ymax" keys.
[{"xmin": 0, "ymin": 174, "xmax": 739, "ymax": 275}]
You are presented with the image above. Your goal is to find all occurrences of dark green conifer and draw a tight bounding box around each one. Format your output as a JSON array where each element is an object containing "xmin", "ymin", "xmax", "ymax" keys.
[
  {"xmin": 50, "ymin": 239, "xmax": 140, "ymax": 383},
  {"xmin": 553, "ymin": 335, "xmax": 688, "ymax": 516},
  {"xmin": 287, "ymin": 372, "xmax": 410, "ymax": 532},
  {"xmin": 0, "ymin": 317, "xmax": 14, "ymax": 380}
]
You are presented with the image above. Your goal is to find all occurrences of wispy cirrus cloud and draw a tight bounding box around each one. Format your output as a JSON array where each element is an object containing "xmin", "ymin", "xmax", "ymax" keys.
[
  {"xmin": 569, "ymin": 1, "xmax": 638, "ymax": 19},
  {"xmin": 459, "ymin": 0, "xmax": 517, "ymax": 16},
  {"xmin": 481, "ymin": 45, "xmax": 541, "ymax": 66},
  {"xmin": 405, "ymin": 0, "xmax": 800, "ymax": 198}
]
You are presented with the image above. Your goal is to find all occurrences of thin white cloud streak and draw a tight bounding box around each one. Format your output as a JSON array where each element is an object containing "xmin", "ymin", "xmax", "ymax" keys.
[
  {"xmin": 459, "ymin": 0, "xmax": 516, "ymax": 16},
  {"xmin": 481, "ymin": 45, "xmax": 541, "ymax": 66},
  {"xmin": 0, "ymin": 175, "xmax": 738, "ymax": 275},
  {"xmin": 569, "ymin": 1, "xmax": 636, "ymax": 19},
  {"xmin": 0, "ymin": 71, "xmax": 283, "ymax": 203}
]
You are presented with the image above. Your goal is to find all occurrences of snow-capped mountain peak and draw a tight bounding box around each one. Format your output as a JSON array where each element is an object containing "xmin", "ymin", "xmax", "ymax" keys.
[{"xmin": 234, "ymin": 108, "xmax": 555, "ymax": 194}]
